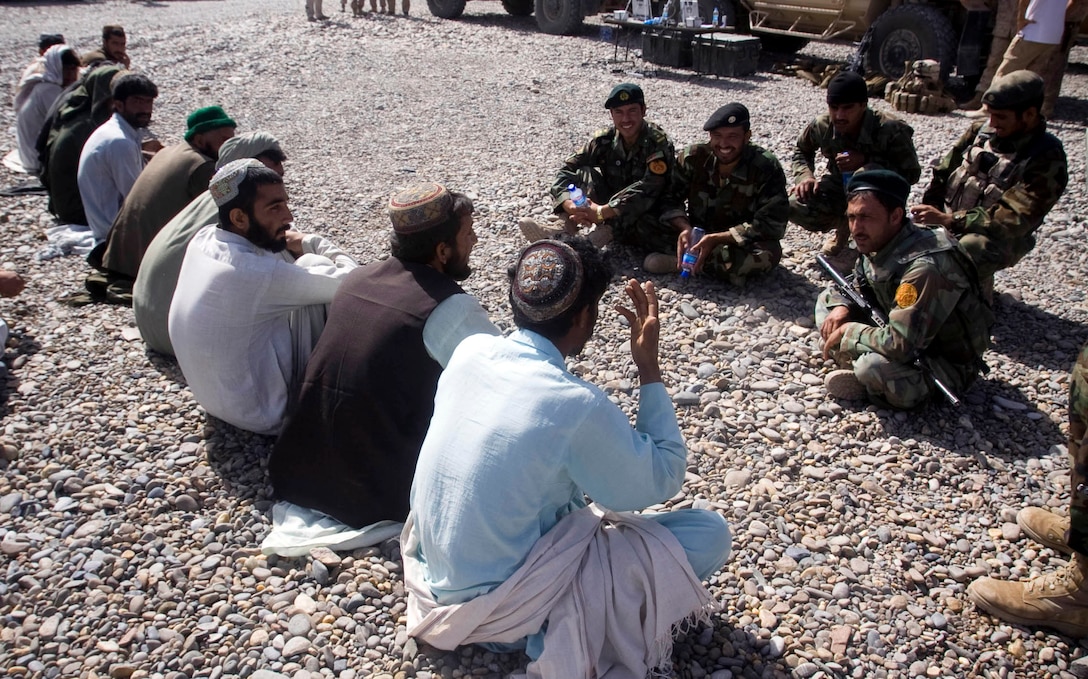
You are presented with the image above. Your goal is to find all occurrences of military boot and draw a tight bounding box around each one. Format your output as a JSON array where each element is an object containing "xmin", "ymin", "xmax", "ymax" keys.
[
  {"xmin": 825, "ymin": 369, "xmax": 867, "ymax": 401},
  {"xmin": 1019, "ymin": 507, "xmax": 1073, "ymax": 555},
  {"xmin": 518, "ymin": 218, "xmax": 564, "ymax": 243},
  {"xmin": 969, "ymin": 554, "xmax": 1088, "ymax": 637},
  {"xmin": 821, "ymin": 223, "xmax": 850, "ymax": 257},
  {"xmin": 587, "ymin": 223, "xmax": 612, "ymax": 249},
  {"xmin": 643, "ymin": 252, "xmax": 678, "ymax": 274}
]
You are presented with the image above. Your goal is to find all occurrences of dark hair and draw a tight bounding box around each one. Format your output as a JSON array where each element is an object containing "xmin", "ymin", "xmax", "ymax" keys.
[
  {"xmin": 111, "ymin": 73, "xmax": 157, "ymax": 101},
  {"xmin": 508, "ymin": 234, "xmax": 612, "ymax": 340},
  {"xmin": 60, "ymin": 48, "xmax": 80, "ymax": 68},
  {"xmin": 848, "ymin": 189, "xmax": 905, "ymax": 222},
  {"xmin": 217, "ymin": 166, "xmax": 285, "ymax": 228},
  {"xmin": 102, "ymin": 25, "xmax": 126, "ymax": 41},
  {"xmin": 1012, "ymin": 95, "xmax": 1045, "ymax": 116},
  {"xmin": 390, "ymin": 192, "xmax": 474, "ymax": 263},
  {"xmin": 256, "ymin": 147, "xmax": 287, "ymax": 164},
  {"xmin": 39, "ymin": 34, "xmax": 65, "ymax": 52}
]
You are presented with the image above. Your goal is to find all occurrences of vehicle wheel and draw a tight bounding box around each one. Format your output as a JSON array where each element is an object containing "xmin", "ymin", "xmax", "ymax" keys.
[
  {"xmin": 535, "ymin": 0, "xmax": 583, "ymax": 34},
  {"xmin": 426, "ymin": 0, "xmax": 466, "ymax": 19},
  {"xmin": 502, "ymin": 0, "xmax": 533, "ymax": 15},
  {"xmin": 753, "ymin": 32, "xmax": 809, "ymax": 54},
  {"xmin": 864, "ymin": 3, "xmax": 956, "ymax": 80}
]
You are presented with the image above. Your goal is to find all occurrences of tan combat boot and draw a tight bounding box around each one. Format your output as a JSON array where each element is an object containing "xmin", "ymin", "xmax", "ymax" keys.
[
  {"xmin": 821, "ymin": 223, "xmax": 850, "ymax": 257},
  {"xmin": 643, "ymin": 252, "xmax": 678, "ymax": 274},
  {"xmin": 1019, "ymin": 506, "xmax": 1073, "ymax": 555},
  {"xmin": 518, "ymin": 218, "xmax": 564, "ymax": 243},
  {"xmin": 587, "ymin": 223, "xmax": 612, "ymax": 249},
  {"xmin": 968, "ymin": 554, "xmax": 1088, "ymax": 637},
  {"xmin": 824, "ymin": 369, "xmax": 867, "ymax": 401}
]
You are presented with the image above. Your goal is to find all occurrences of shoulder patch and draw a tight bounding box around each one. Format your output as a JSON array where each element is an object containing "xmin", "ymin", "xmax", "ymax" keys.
[
  {"xmin": 649, "ymin": 159, "xmax": 668, "ymax": 175},
  {"xmin": 895, "ymin": 283, "xmax": 919, "ymax": 308}
]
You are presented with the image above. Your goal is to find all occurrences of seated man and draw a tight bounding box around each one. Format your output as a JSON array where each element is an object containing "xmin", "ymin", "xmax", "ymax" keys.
[
  {"xmin": 40, "ymin": 64, "xmax": 122, "ymax": 226},
  {"xmin": 134, "ymin": 132, "xmax": 286, "ymax": 356},
  {"xmin": 169, "ymin": 160, "xmax": 357, "ymax": 435},
  {"xmin": 81, "ymin": 25, "xmax": 131, "ymax": 69},
  {"xmin": 647, "ymin": 102, "xmax": 789, "ymax": 283},
  {"xmin": 270, "ymin": 183, "xmax": 498, "ymax": 529},
  {"xmin": 14, "ymin": 44, "xmax": 79, "ymax": 175},
  {"xmin": 98, "ymin": 105, "xmax": 237, "ymax": 291},
  {"xmin": 791, "ymin": 71, "xmax": 920, "ymax": 264},
  {"xmin": 403, "ymin": 237, "xmax": 731, "ymax": 675},
  {"xmin": 77, "ymin": 72, "xmax": 158, "ymax": 241},
  {"xmin": 911, "ymin": 70, "xmax": 1068, "ymax": 299},
  {"xmin": 969, "ymin": 341, "xmax": 1088, "ymax": 636},
  {"xmin": 816, "ymin": 170, "xmax": 992, "ymax": 409},
  {"xmin": 16, "ymin": 33, "xmax": 66, "ymax": 86},
  {"xmin": 519, "ymin": 83, "xmax": 675, "ymax": 257}
]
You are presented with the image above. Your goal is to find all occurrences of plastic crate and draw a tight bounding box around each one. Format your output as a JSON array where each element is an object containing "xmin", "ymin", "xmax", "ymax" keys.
[
  {"xmin": 692, "ymin": 33, "xmax": 761, "ymax": 77},
  {"xmin": 642, "ymin": 28, "xmax": 693, "ymax": 68}
]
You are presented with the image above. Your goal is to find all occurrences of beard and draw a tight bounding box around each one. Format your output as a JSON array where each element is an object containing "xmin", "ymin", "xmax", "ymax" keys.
[
  {"xmin": 244, "ymin": 211, "xmax": 288, "ymax": 253},
  {"xmin": 445, "ymin": 244, "xmax": 472, "ymax": 282}
]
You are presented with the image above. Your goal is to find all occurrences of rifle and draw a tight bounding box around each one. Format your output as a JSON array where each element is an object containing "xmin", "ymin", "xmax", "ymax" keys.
[{"xmin": 816, "ymin": 254, "xmax": 961, "ymax": 407}]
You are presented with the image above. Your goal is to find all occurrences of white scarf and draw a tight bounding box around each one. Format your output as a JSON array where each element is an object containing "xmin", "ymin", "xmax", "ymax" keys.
[{"xmin": 14, "ymin": 44, "xmax": 69, "ymax": 112}]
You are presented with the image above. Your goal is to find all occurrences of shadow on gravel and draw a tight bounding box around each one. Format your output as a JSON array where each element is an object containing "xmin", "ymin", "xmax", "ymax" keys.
[
  {"xmin": 1050, "ymin": 94, "xmax": 1088, "ymax": 124},
  {"xmin": 204, "ymin": 418, "xmax": 276, "ymax": 504},
  {"xmin": 989, "ymin": 297, "xmax": 1088, "ymax": 372},
  {"xmin": 452, "ymin": 12, "xmax": 550, "ymax": 35},
  {"xmin": 673, "ymin": 619, "xmax": 794, "ymax": 677},
  {"xmin": 0, "ymin": 329, "xmax": 42, "ymax": 418}
]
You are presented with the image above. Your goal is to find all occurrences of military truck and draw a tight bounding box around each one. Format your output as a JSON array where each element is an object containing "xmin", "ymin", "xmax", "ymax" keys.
[{"xmin": 425, "ymin": 0, "xmax": 605, "ymax": 34}]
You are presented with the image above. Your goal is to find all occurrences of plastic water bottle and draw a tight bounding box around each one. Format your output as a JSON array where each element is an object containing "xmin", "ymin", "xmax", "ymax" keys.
[
  {"xmin": 568, "ymin": 184, "xmax": 587, "ymax": 208},
  {"xmin": 840, "ymin": 152, "xmax": 853, "ymax": 188},
  {"xmin": 712, "ymin": 6, "xmax": 719, "ymax": 26},
  {"xmin": 680, "ymin": 226, "xmax": 706, "ymax": 279}
]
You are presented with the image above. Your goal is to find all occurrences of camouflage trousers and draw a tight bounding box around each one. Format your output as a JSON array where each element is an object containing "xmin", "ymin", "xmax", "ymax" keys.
[
  {"xmin": 1067, "ymin": 342, "xmax": 1088, "ymax": 556},
  {"xmin": 789, "ymin": 174, "xmax": 847, "ymax": 233},
  {"xmin": 848, "ymin": 352, "xmax": 974, "ymax": 409},
  {"xmin": 566, "ymin": 167, "xmax": 673, "ymax": 253},
  {"xmin": 694, "ymin": 238, "xmax": 782, "ymax": 284},
  {"xmin": 958, "ymin": 230, "xmax": 1035, "ymax": 299}
]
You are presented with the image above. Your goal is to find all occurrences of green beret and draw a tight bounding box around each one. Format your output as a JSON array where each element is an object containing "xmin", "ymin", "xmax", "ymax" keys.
[
  {"xmin": 703, "ymin": 102, "xmax": 749, "ymax": 131},
  {"xmin": 604, "ymin": 83, "xmax": 644, "ymax": 109},
  {"xmin": 185, "ymin": 105, "xmax": 237, "ymax": 142},
  {"xmin": 982, "ymin": 70, "xmax": 1045, "ymax": 111},
  {"xmin": 847, "ymin": 169, "xmax": 909, "ymax": 209}
]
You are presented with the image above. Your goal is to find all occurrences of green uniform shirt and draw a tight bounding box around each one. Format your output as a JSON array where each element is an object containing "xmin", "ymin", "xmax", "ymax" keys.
[
  {"xmin": 791, "ymin": 109, "xmax": 921, "ymax": 186},
  {"xmin": 661, "ymin": 142, "xmax": 788, "ymax": 247},
  {"xmin": 551, "ymin": 121, "xmax": 674, "ymax": 221}
]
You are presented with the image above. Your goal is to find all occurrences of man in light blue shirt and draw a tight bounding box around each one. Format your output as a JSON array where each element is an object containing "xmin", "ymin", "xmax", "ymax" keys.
[{"xmin": 405, "ymin": 236, "xmax": 731, "ymax": 666}]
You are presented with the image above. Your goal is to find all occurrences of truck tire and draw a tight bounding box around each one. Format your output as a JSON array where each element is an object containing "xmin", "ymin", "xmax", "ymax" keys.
[
  {"xmin": 865, "ymin": 4, "xmax": 956, "ymax": 80},
  {"xmin": 502, "ymin": 0, "xmax": 534, "ymax": 15},
  {"xmin": 535, "ymin": 0, "xmax": 583, "ymax": 34},
  {"xmin": 427, "ymin": 0, "xmax": 466, "ymax": 18}
]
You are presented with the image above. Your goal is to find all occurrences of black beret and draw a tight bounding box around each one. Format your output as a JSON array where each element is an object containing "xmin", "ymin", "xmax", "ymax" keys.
[
  {"xmin": 983, "ymin": 70, "xmax": 1045, "ymax": 110},
  {"xmin": 605, "ymin": 83, "xmax": 645, "ymax": 109},
  {"xmin": 826, "ymin": 71, "xmax": 868, "ymax": 105},
  {"xmin": 703, "ymin": 102, "xmax": 750, "ymax": 131},
  {"xmin": 847, "ymin": 169, "xmax": 910, "ymax": 209}
]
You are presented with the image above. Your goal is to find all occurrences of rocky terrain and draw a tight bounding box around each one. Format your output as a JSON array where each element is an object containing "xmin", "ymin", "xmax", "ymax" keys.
[{"xmin": 1, "ymin": 1, "xmax": 1087, "ymax": 677}]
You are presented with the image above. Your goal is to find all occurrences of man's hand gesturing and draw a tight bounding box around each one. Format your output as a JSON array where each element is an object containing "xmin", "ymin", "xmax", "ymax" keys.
[{"xmin": 616, "ymin": 279, "xmax": 662, "ymax": 385}]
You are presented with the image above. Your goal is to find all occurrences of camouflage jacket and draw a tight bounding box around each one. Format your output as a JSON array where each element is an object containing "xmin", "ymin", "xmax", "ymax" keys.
[
  {"xmin": 660, "ymin": 142, "xmax": 788, "ymax": 246},
  {"xmin": 791, "ymin": 109, "xmax": 921, "ymax": 186},
  {"xmin": 921, "ymin": 120, "xmax": 1068, "ymax": 254},
  {"xmin": 551, "ymin": 121, "xmax": 675, "ymax": 219},
  {"xmin": 820, "ymin": 222, "xmax": 992, "ymax": 368}
]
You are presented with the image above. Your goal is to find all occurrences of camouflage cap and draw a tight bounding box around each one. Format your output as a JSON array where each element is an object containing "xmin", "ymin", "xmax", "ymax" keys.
[
  {"xmin": 703, "ymin": 102, "xmax": 750, "ymax": 131},
  {"xmin": 982, "ymin": 70, "xmax": 1044, "ymax": 110},
  {"xmin": 847, "ymin": 169, "xmax": 909, "ymax": 210},
  {"xmin": 388, "ymin": 182, "xmax": 454, "ymax": 234},
  {"xmin": 605, "ymin": 83, "xmax": 644, "ymax": 109}
]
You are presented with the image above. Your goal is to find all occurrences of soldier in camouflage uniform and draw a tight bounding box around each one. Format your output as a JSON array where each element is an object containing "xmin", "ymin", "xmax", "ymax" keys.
[
  {"xmin": 644, "ymin": 103, "xmax": 788, "ymax": 284},
  {"xmin": 791, "ymin": 72, "xmax": 921, "ymax": 265},
  {"xmin": 519, "ymin": 83, "xmax": 675, "ymax": 253},
  {"xmin": 816, "ymin": 170, "xmax": 992, "ymax": 409},
  {"xmin": 912, "ymin": 70, "xmax": 1068, "ymax": 299},
  {"xmin": 968, "ymin": 342, "xmax": 1088, "ymax": 637}
]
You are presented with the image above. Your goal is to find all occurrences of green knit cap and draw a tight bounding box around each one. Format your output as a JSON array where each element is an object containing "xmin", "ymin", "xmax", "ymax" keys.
[{"xmin": 184, "ymin": 105, "xmax": 237, "ymax": 142}]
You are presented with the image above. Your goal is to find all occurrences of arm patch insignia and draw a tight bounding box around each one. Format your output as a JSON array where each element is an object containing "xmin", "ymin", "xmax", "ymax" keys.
[
  {"xmin": 895, "ymin": 283, "xmax": 919, "ymax": 308},
  {"xmin": 649, "ymin": 159, "xmax": 668, "ymax": 175}
]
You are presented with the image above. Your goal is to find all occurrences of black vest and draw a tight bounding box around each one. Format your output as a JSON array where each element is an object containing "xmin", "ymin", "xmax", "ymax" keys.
[{"xmin": 270, "ymin": 257, "xmax": 464, "ymax": 528}]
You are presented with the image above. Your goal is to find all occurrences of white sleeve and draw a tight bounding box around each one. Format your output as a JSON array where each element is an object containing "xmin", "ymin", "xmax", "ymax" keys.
[{"xmin": 422, "ymin": 294, "xmax": 499, "ymax": 368}]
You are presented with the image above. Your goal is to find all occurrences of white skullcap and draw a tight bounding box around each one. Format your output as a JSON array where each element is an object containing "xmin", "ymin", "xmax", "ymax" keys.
[{"xmin": 209, "ymin": 158, "xmax": 265, "ymax": 207}]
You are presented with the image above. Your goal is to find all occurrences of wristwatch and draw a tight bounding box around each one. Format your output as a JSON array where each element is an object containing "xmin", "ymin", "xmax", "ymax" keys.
[{"xmin": 596, "ymin": 206, "xmax": 605, "ymax": 223}]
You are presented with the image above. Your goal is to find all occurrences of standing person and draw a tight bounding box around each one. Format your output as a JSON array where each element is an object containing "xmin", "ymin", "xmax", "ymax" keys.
[
  {"xmin": 645, "ymin": 102, "xmax": 789, "ymax": 283},
  {"xmin": 518, "ymin": 84, "xmax": 676, "ymax": 260},
  {"xmin": 306, "ymin": 0, "xmax": 329, "ymax": 21},
  {"xmin": 968, "ymin": 341, "xmax": 1088, "ymax": 636},
  {"xmin": 77, "ymin": 73, "xmax": 158, "ymax": 241},
  {"xmin": 991, "ymin": 0, "xmax": 1067, "ymax": 80},
  {"xmin": 96, "ymin": 105, "xmax": 237, "ymax": 294},
  {"xmin": 403, "ymin": 237, "xmax": 731, "ymax": 674},
  {"xmin": 169, "ymin": 160, "xmax": 357, "ymax": 435},
  {"xmin": 133, "ymin": 132, "xmax": 287, "ymax": 356},
  {"xmin": 790, "ymin": 71, "xmax": 920, "ymax": 268},
  {"xmin": 816, "ymin": 171, "xmax": 992, "ymax": 408},
  {"xmin": 1036, "ymin": 0, "xmax": 1088, "ymax": 117},
  {"xmin": 270, "ymin": 183, "xmax": 498, "ymax": 529},
  {"xmin": 962, "ymin": 0, "xmax": 1019, "ymax": 113},
  {"xmin": 14, "ymin": 45, "xmax": 80, "ymax": 175},
  {"xmin": 911, "ymin": 70, "xmax": 1067, "ymax": 299},
  {"xmin": 81, "ymin": 25, "xmax": 130, "ymax": 68}
]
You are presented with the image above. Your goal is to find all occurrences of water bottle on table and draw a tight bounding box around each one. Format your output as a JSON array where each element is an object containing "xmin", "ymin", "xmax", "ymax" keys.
[
  {"xmin": 712, "ymin": 6, "xmax": 719, "ymax": 26},
  {"xmin": 680, "ymin": 226, "xmax": 706, "ymax": 279}
]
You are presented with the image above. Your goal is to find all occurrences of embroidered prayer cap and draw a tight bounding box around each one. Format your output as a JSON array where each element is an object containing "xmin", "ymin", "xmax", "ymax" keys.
[
  {"xmin": 847, "ymin": 169, "xmax": 910, "ymax": 210},
  {"xmin": 983, "ymin": 70, "xmax": 1044, "ymax": 111},
  {"xmin": 605, "ymin": 83, "xmax": 644, "ymax": 109},
  {"xmin": 703, "ymin": 102, "xmax": 749, "ymax": 131},
  {"xmin": 388, "ymin": 183, "xmax": 454, "ymax": 234},
  {"xmin": 511, "ymin": 240, "xmax": 585, "ymax": 322},
  {"xmin": 209, "ymin": 159, "xmax": 265, "ymax": 207},
  {"xmin": 825, "ymin": 71, "xmax": 868, "ymax": 106},
  {"xmin": 185, "ymin": 105, "xmax": 238, "ymax": 142}
]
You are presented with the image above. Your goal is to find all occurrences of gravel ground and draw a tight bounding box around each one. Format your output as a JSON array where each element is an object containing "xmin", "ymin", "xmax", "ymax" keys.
[{"xmin": 1, "ymin": 2, "xmax": 1087, "ymax": 678}]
